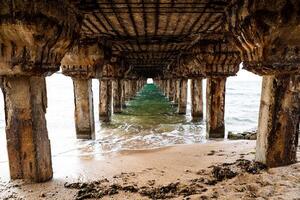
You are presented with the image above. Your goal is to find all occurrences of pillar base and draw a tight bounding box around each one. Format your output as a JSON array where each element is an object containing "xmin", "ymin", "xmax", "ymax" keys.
[{"xmin": 1, "ymin": 76, "xmax": 53, "ymax": 182}]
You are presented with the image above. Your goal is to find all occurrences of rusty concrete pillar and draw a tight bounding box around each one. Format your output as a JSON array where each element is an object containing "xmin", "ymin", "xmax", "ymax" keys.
[
  {"xmin": 178, "ymin": 79, "xmax": 188, "ymax": 114},
  {"xmin": 131, "ymin": 79, "xmax": 137, "ymax": 98},
  {"xmin": 124, "ymin": 80, "xmax": 131, "ymax": 101},
  {"xmin": 206, "ymin": 77, "xmax": 226, "ymax": 138},
  {"xmin": 166, "ymin": 79, "xmax": 171, "ymax": 99},
  {"xmin": 72, "ymin": 78, "xmax": 95, "ymax": 139},
  {"xmin": 0, "ymin": 76, "xmax": 52, "ymax": 182},
  {"xmin": 121, "ymin": 79, "xmax": 127, "ymax": 108},
  {"xmin": 256, "ymin": 75, "xmax": 299, "ymax": 167},
  {"xmin": 99, "ymin": 79, "xmax": 112, "ymax": 122},
  {"xmin": 174, "ymin": 79, "xmax": 180, "ymax": 105},
  {"xmin": 0, "ymin": 0, "xmax": 81, "ymax": 183},
  {"xmin": 161, "ymin": 80, "xmax": 165, "ymax": 94},
  {"xmin": 191, "ymin": 78, "xmax": 203, "ymax": 120},
  {"xmin": 165, "ymin": 80, "xmax": 169, "ymax": 96},
  {"xmin": 112, "ymin": 78, "xmax": 122, "ymax": 113},
  {"xmin": 169, "ymin": 79, "xmax": 175, "ymax": 102},
  {"xmin": 137, "ymin": 80, "xmax": 141, "ymax": 91}
]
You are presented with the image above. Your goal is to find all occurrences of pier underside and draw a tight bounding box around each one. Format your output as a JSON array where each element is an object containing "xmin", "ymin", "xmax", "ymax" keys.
[{"xmin": 0, "ymin": 0, "xmax": 299, "ymax": 182}]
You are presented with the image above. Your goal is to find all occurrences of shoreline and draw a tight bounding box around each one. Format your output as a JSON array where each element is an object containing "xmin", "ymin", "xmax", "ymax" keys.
[{"xmin": 1, "ymin": 140, "xmax": 299, "ymax": 199}]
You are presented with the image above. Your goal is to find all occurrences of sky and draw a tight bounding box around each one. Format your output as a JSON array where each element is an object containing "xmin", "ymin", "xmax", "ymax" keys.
[{"xmin": 228, "ymin": 63, "xmax": 261, "ymax": 82}]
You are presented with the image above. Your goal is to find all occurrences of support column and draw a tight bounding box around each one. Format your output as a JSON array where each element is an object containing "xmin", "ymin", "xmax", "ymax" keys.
[
  {"xmin": 0, "ymin": 76, "xmax": 52, "ymax": 182},
  {"xmin": 191, "ymin": 78, "xmax": 203, "ymax": 120},
  {"xmin": 162, "ymin": 80, "xmax": 166, "ymax": 96},
  {"xmin": 125, "ymin": 80, "xmax": 131, "ymax": 101},
  {"xmin": 99, "ymin": 79, "xmax": 112, "ymax": 122},
  {"xmin": 112, "ymin": 79, "xmax": 122, "ymax": 113},
  {"xmin": 174, "ymin": 79, "xmax": 180, "ymax": 105},
  {"xmin": 206, "ymin": 77, "xmax": 226, "ymax": 138},
  {"xmin": 178, "ymin": 79, "xmax": 188, "ymax": 114},
  {"xmin": 169, "ymin": 79, "xmax": 175, "ymax": 102},
  {"xmin": 166, "ymin": 79, "xmax": 170, "ymax": 99},
  {"xmin": 131, "ymin": 80, "xmax": 137, "ymax": 98},
  {"xmin": 164, "ymin": 80, "xmax": 168, "ymax": 96},
  {"xmin": 121, "ymin": 79, "xmax": 127, "ymax": 108},
  {"xmin": 256, "ymin": 75, "xmax": 299, "ymax": 167},
  {"xmin": 73, "ymin": 78, "xmax": 95, "ymax": 139}
]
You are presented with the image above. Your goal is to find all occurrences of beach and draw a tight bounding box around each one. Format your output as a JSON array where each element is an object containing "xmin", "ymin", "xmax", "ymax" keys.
[{"xmin": 0, "ymin": 140, "xmax": 299, "ymax": 199}]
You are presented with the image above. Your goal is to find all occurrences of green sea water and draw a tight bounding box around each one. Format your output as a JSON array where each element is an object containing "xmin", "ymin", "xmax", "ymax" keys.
[{"xmin": 98, "ymin": 83, "xmax": 205, "ymax": 152}]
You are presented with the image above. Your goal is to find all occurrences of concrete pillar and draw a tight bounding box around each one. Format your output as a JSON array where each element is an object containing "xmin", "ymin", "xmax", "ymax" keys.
[
  {"xmin": 99, "ymin": 79, "xmax": 112, "ymax": 122},
  {"xmin": 169, "ymin": 79, "xmax": 175, "ymax": 102},
  {"xmin": 125, "ymin": 80, "xmax": 131, "ymax": 101},
  {"xmin": 112, "ymin": 79, "xmax": 122, "ymax": 113},
  {"xmin": 206, "ymin": 77, "xmax": 226, "ymax": 138},
  {"xmin": 162, "ymin": 80, "xmax": 166, "ymax": 95},
  {"xmin": 164, "ymin": 80, "xmax": 168, "ymax": 96},
  {"xmin": 137, "ymin": 80, "xmax": 141, "ymax": 91},
  {"xmin": 166, "ymin": 79, "xmax": 170, "ymax": 99},
  {"xmin": 174, "ymin": 79, "xmax": 180, "ymax": 105},
  {"xmin": 0, "ymin": 76, "xmax": 52, "ymax": 182},
  {"xmin": 178, "ymin": 79, "xmax": 188, "ymax": 114},
  {"xmin": 256, "ymin": 75, "xmax": 299, "ymax": 167},
  {"xmin": 131, "ymin": 80, "xmax": 137, "ymax": 98},
  {"xmin": 72, "ymin": 78, "xmax": 95, "ymax": 139},
  {"xmin": 121, "ymin": 79, "xmax": 126, "ymax": 108},
  {"xmin": 191, "ymin": 78, "xmax": 203, "ymax": 120}
]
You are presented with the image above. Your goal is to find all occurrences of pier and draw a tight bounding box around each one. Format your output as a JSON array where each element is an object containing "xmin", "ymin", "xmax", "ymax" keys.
[{"xmin": 0, "ymin": 0, "xmax": 299, "ymax": 183}]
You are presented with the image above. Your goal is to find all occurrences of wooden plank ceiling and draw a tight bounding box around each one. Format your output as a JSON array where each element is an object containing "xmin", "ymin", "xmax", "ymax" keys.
[{"xmin": 72, "ymin": 0, "xmax": 229, "ymax": 73}]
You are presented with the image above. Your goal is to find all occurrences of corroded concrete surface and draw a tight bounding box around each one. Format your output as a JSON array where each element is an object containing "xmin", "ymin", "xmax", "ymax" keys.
[
  {"xmin": 73, "ymin": 78, "xmax": 95, "ymax": 139},
  {"xmin": 191, "ymin": 78, "xmax": 203, "ymax": 120},
  {"xmin": 206, "ymin": 77, "xmax": 226, "ymax": 138},
  {"xmin": 0, "ymin": 76, "xmax": 52, "ymax": 182},
  {"xmin": 256, "ymin": 75, "xmax": 300, "ymax": 167}
]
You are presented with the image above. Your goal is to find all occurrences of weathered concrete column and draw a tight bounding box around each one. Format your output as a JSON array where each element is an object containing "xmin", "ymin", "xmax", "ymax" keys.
[
  {"xmin": 124, "ymin": 80, "xmax": 131, "ymax": 101},
  {"xmin": 166, "ymin": 79, "xmax": 171, "ymax": 99},
  {"xmin": 174, "ymin": 79, "xmax": 180, "ymax": 105},
  {"xmin": 72, "ymin": 78, "xmax": 95, "ymax": 139},
  {"xmin": 121, "ymin": 79, "xmax": 127, "ymax": 108},
  {"xmin": 161, "ymin": 80, "xmax": 165, "ymax": 94},
  {"xmin": 131, "ymin": 80, "xmax": 137, "ymax": 98},
  {"xmin": 191, "ymin": 78, "xmax": 203, "ymax": 120},
  {"xmin": 169, "ymin": 79, "xmax": 175, "ymax": 102},
  {"xmin": 0, "ymin": 0, "xmax": 81, "ymax": 183},
  {"xmin": 99, "ymin": 79, "xmax": 112, "ymax": 122},
  {"xmin": 256, "ymin": 75, "xmax": 299, "ymax": 167},
  {"xmin": 0, "ymin": 76, "xmax": 52, "ymax": 182},
  {"xmin": 178, "ymin": 79, "xmax": 188, "ymax": 114},
  {"xmin": 112, "ymin": 79, "xmax": 122, "ymax": 113},
  {"xmin": 137, "ymin": 80, "xmax": 141, "ymax": 91},
  {"xmin": 206, "ymin": 77, "xmax": 226, "ymax": 138},
  {"xmin": 165, "ymin": 80, "xmax": 168, "ymax": 96}
]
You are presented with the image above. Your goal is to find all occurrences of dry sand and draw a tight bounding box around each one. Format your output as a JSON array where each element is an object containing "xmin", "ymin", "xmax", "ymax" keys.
[{"xmin": 0, "ymin": 140, "xmax": 299, "ymax": 200}]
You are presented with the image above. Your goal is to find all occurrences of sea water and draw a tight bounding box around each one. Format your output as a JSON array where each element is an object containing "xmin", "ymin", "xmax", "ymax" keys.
[{"xmin": 0, "ymin": 70, "xmax": 262, "ymax": 174}]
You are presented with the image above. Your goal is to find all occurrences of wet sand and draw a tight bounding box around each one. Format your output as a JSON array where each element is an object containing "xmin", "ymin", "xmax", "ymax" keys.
[{"xmin": 0, "ymin": 140, "xmax": 299, "ymax": 199}]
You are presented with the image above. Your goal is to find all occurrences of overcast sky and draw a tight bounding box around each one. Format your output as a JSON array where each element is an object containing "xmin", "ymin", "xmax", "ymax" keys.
[{"xmin": 228, "ymin": 63, "xmax": 262, "ymax": 82}]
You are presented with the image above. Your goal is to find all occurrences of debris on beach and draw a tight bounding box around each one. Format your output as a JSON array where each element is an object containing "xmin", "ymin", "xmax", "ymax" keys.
[
  {"xmin": 64, "ymin": 159, "xmax": 267, "ymax": 199},
  {"xmin": 228, "ymin": 130, "xmax": 257, "ymax": 140}
]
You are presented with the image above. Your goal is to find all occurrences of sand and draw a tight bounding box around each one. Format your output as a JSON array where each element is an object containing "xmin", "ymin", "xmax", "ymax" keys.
[{"xmin": 0, "ymin": 140, "xmax": 299, "ymax": 200}]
